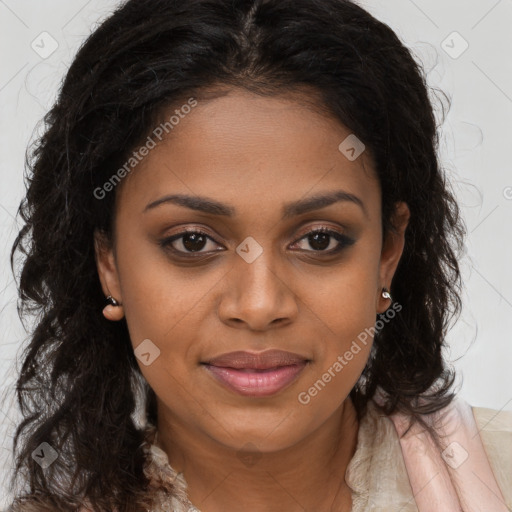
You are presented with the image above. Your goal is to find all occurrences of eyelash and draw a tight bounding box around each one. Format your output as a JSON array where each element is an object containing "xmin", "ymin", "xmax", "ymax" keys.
[{"xmin": 159, "ymin": 226, "xmax": 355, "ymax": 258}]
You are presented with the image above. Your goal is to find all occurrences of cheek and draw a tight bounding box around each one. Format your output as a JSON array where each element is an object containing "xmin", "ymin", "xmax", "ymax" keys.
[
  {"xmin": 305, "ymin": 245, "xmax": 379, "ymax": 335},
  {"xmin": 296, "ymin": 300, "xmax": 374, "ymax": 414},
  {"xmin": 299, "ymin": 256, "xmax": 378, "ymax": 396},
  {"xmin": 114, "ymin": 232, "xmax": 216, "ymax": 349}
]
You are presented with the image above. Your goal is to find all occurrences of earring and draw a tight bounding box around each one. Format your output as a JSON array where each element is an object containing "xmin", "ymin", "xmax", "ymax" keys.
[
  {"xmin": 103, "ymin": 295, "xmax": 124, "ymax": 321},
  {"xmin": 106, "ymin": 295, "xmax": 121, "ymax": 306},
  {"xmin": 382, "ymin": 287, "xmax": 392, "ymax": 301}
]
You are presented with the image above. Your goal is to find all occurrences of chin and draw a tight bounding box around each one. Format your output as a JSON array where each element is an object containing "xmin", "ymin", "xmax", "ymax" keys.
[{"xmin": 204, "ymin": 408, "xmax": 313, "ymax": 450}]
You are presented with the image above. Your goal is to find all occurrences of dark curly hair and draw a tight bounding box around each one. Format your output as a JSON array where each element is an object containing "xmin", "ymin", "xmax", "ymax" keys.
[{"xmin": 6, "ymin": 0, "xmax": 466, "ymax": 509}]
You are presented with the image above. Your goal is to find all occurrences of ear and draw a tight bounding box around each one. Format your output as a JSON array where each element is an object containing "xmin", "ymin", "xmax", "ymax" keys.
[
  {"xmin": 377, "ymin": 201, "xmax": 410, "ymax": 312},
  {"xmin": 94, "ymin": 229, "xmax": 124, "ymax": 319}
]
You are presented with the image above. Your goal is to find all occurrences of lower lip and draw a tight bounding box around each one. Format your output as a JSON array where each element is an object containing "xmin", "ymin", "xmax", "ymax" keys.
[{"xmin": 203, "ymin": 362, "xmax": 308, "ymax": 397}]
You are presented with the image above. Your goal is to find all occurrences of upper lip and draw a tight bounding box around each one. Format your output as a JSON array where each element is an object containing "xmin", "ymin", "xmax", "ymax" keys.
[{"xmin": 203, "ymin": 349, "xmax": 309, "ymax": 370}]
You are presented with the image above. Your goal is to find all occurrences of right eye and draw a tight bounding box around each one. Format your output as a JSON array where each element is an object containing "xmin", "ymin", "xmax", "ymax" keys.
[{"xmin": 159, "ymin": 228, "xmax": 225, "ymax": 257}]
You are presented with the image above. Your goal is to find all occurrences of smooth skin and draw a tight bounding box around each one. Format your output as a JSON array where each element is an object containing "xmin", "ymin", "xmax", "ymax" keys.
[{"xmin": 95, "ymin": 86, "xmax": 410, "ymax": 512}]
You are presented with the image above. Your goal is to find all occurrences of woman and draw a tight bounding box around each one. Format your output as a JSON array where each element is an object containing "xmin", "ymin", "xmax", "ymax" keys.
[{"xmin": 6, "ymin": 0, "xmax": 511, "ymax": 510}]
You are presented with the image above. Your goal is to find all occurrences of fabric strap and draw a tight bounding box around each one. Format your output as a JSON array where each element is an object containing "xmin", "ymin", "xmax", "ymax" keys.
[{"xmin": 388, "ymin": 396, "xmax": 508, "ymax": 511}]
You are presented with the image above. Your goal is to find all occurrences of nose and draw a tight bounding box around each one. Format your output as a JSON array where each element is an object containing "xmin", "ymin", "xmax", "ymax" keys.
[{"xmin": 217, "ymin": 251, "xmax": 299, "ymax": 331}]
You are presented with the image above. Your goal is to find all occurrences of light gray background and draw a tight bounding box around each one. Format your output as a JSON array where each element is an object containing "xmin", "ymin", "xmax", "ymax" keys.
[{"xmin": 1, "ymin": 0, "xmax": 511, "ymax": 506}]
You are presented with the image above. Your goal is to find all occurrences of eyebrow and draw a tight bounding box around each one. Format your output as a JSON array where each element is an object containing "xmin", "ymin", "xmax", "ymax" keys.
[{"xmin": 143, "ymin": 189, "xmax": 367, "ymax": 219}]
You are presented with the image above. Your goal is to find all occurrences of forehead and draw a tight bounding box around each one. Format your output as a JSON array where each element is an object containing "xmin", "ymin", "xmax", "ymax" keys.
[{"xmin": 116, "ymin": 87, "xmax": 380, "ymax": 222}]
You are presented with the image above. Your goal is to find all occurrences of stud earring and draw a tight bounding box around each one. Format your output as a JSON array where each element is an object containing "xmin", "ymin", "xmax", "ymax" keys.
[
  {"xmin": 103, "ymin": 294, "xmax": 124, "ymax": 321},
  {"xmin": 106, "ymin": 295, "xmax": 121, "ymax": 306},
  {"xmin": 382, "ymin": 287, "xmax": 392, "ymax": 301}
]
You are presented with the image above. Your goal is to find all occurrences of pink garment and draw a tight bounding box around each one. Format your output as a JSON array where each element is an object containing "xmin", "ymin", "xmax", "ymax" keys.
[{"xmin": 387, "ymin": 395, "xmax": 508, "ymax": 511}]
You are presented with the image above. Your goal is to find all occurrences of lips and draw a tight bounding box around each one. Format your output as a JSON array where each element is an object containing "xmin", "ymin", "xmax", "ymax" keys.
[
  {"xmin": 203, "ymin": 349, "xmax": 309, "ymax": 370},
  {"xmin": 201, "ymin": 349, "xmax": 310, "ymax": 397}
]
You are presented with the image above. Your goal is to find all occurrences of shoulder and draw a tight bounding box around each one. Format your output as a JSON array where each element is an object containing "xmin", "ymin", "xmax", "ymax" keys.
[
  {"xmin": 472, "ymin": 404, "xmax": 512, "ymax": 458},
  {"xmin": 371, "ymin": 392, "xmax": 512, "ymax": 510},
  {"xmin": 472, "ymin": 404, "xmax": 512, "ymax": 509},
  {"xmin": 472, "ymin": 404, "xmax": 512, "ymax": 432}
]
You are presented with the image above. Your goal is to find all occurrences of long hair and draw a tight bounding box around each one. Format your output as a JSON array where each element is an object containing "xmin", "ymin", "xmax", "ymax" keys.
[{"xmin": 7, "ymin": 0, "xmax": 465, "ymax": 509}]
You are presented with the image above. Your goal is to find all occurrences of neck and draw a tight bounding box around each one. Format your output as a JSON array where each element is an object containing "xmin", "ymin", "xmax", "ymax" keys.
[{"xmin": 156, "ymin": 397, "xmax": 359, "ymax": 512}]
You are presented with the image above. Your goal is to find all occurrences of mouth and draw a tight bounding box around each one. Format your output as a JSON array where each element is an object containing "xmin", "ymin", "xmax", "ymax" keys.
[{"xmin": 200, "ymin": 349, "xmax": 310, "ymax": 397}]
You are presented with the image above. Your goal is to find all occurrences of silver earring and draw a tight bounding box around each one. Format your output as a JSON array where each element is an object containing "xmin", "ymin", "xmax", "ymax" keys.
[
  {"xmin": 106, "ymin": 295, "xmax": 121, "ymax": 306},
  {"xmin": 382, "ymin": 288, "xmax": 391, "ymax": 301}
]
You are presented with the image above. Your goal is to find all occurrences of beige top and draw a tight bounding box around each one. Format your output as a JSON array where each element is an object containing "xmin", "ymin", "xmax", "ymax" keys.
[{"xmin": 141, "ymin": 400, "xmax": 512, "ymax": 511}]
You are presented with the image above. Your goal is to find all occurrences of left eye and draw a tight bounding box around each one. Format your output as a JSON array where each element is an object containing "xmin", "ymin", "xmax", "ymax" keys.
[
  {"xmin": 291, "ymin": 228, "xmax": 353, "ymax": 253},
  {"xmin": 160, "ymin": 227, "xmax": 353, "ymax": 256}
]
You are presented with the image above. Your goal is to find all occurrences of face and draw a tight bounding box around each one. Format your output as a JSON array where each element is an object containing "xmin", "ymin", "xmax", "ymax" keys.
[{"xmin": 95, "ymin": 87, "xmax": 409, "ymax": 453}]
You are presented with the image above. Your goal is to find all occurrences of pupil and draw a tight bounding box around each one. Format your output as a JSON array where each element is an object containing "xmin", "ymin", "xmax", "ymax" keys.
[
  {"xmin": 309, "ymin": 232, "xmax": 330, "ymax": 251},
  {"xmin": 183, "ymin": 233, "xmax": 206, "ymax": 252}
]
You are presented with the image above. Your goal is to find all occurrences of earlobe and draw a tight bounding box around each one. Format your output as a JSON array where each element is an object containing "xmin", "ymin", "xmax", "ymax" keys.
[{"xmin": 102, "ymin": 302, "xmax": 125, "ymax": 321}]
